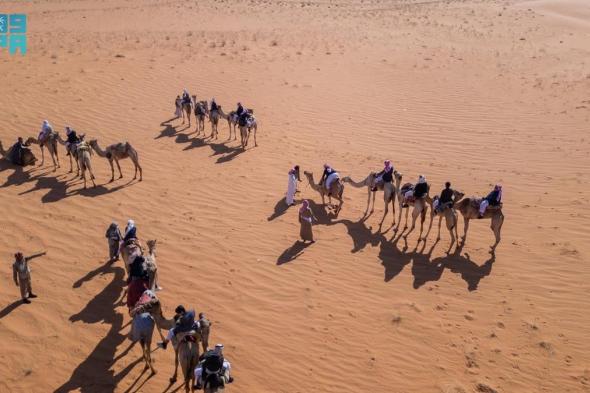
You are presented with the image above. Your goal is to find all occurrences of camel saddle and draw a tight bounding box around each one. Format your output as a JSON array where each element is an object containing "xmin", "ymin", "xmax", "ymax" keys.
[
  {"xmin": 130, "ymin": 296, "xmax": 159, "ymax": 318},
  {"xmin": 470, "ymin": 198, "xmax": 503, "ymax": 210}
]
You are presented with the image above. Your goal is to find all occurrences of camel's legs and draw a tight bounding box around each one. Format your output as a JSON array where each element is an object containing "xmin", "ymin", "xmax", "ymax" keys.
[
  {"xmin": 425, "ymin": 212, "xmax": 436, "ymax": 239},
  {"xmin": 454, "ymin": 212, "xmax": 460, "ymax": 241},
  {"xmin": 170, "ymin": 349, "xmax": 179, "ymax": 383},
  {"xmin": 447, "ymin": 216, "xmax": 456, "ymax": 254},
  {"xmin": 404, "ymin": 206, "xmax": 410, "ymax": 230},
  {"xmin": 115, "ymin": 158, "xmax": 123, "ymax": 179},
  {"xmin": 136, "ymin": 161, "xmax": 143, "ymax": 181},
  {"xmin": 108, "ymin": 159, "xmax": 115, "ymax": 182},
  {"xmin": 253, "ymin": 126, "xmax": 257, "ymax": 147},
  {"xmin": 490, "ymin": 213, "xmax": 504, "ymax": 253},
  {"xmin": 418, "ymin": 208, "xmax": 427, "ymax": 240},
  {"xmin": 437, "ymin": 215, "xmax": 443, "ymax": 240},
  {"xmin": 462, "ymin": 217, "xmax": 470, "ymax": 245},
  {"xmin": 404, "ymin": 208, "xmax": 419, "ymax": 239}
]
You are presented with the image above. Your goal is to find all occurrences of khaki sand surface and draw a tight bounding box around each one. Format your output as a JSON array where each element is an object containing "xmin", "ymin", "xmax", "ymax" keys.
[{"xmin": 0, "ymin": 0, "xmax": 589, "ymax": 392}]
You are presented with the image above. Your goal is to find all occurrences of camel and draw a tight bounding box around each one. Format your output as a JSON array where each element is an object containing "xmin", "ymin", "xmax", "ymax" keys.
[
  {"xmin": 145, "ymin": 239, "xmax": 160, "ymax": 291},
  {"xmin": 170, "ymin": 331, "xmax": 200, "ymax": 393},
  {"xmin": 342, "ymin": 170, "xmax": 402, "ymax": 227},
  {"xmin": 121, "ymin": 239, "xmax": 143, "ymax": 275},
  {"xmin": 424, "ymin": 190, "xmax": 465, "ymax": 253},
  {"xmin": 57, "ymin": 132, "xmax": 83, "ymax": 174},
  {"xmin": 193, "ymin": 97, "xmax": 208, "ymax": 134},
  {"xmin": 209, "ymin": 106, "xmax": 221, "ymax": 139},
  {"xmin": 88, "ymin": 139, "xmax": 143, "ymax": 182},
  {"xmin": 75, "ymin": 141, "xmax": 96, "ymax": 189},
  {"xmin": 132, "ymin": 312, "xmax": 157, "ymax": 375},
  {"xmin": 182, "ymin": 99, "xmax": 192, "ymax": 127},
  {"xmin": 454, "ymin": 197, "xmax": 504, "ymax": 254},
  {"xmin": 218, "ymin": 107, "xmax": 238, "ymax": 141},
  {"xmin": 26, "ymin": 133, "xmax": 60, "ymax": 171},
  {"xmin": 0, "ymin": 140, "xmax": 37, "ymax": 166},
  {"xmin": 239, "ymin": 111, "xmax": 258, "ymax": 149},
  {"xmin": 303, "ymin": 170, "xmax": 344, "ymax": 216},
  {"xmin": 397, "ymin": 183, "xmax": 430, "ymax": 240}
]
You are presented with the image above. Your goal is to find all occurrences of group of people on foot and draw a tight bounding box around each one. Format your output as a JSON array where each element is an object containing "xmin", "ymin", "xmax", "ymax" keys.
[
  {"xmin": 108, "ymin": 219, "xmax": 234, "ymax": 390},
  {"xmin": 286, "ymin": 160, "xmax": 503, "ymax": 244}
]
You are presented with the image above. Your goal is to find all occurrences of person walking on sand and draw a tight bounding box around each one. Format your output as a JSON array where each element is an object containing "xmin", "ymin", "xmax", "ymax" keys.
[
  {"xmin": 175, "ymin": 95, "xmax": 182, "ymax": 118},
  {"xmin": 105, "ymin": 221, "xmax": 123, "ymax": 262},
  {"xmin": 299, "ymin": 200, "xmax": 317, "ymax": 243},
  {"xmin": 12, "ymin": 251, "xmax": 46, "ymax": 304},
  {"xmin": 286, "ymin": 165, "xmax": 301, "ymax": 207}
]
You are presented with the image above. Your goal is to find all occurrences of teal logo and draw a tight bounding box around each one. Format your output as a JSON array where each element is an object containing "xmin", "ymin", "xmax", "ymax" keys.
[{"xmin": 0, "ymin": 14, "xmax": 27, "ymax": 55}]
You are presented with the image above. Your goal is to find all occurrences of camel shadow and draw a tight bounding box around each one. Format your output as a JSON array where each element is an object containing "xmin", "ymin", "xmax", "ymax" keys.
[
  {"xmin": 73, "ymin": 259, "xmax": 114, "ymax": 289},
  {"xmin": 0, "ymin": 300, "xmax": 25, "ymax": 320},
  {"xmin": 436, "ymin": 252, "xmax": 495, "ymax": 291},
  {"xmin": 409, "ymin": 242, "xmax": 442, "ymax": 289},
  {"xmin": 331, "ymin": 217, "xmax": 381, "ymax": 253},
  {"xmin": 0, "ymin": 162, "xmax": 52, "ymax": 188},
  {"xmin": 277, "ymin": 241, "xmax": 312, "ymax": 265},
  {"xmin": 209, "ymin": 142, "xmax": 244, "ymax": 164},
  {"xmin": 378, "ymin": 233, "xmax": 413, "ymax": 282},
  {"xmin": 267, "ymin": 197, "xmax": 292, "ymax": 221},
  {"xmin": 55, "ymin": 265, "xmax": 141, "ymax": 393},
  {"xmin": 182, "ymin": 137, "xmax": 207, "ymax": 151},
  {"xmin": 155, "ymin": 124, "xmax": 178, "ymax": 139}
]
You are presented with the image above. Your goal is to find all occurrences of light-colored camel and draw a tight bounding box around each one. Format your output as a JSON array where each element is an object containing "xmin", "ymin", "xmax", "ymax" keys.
[
  {"xmin": 303, "ymin": 170, "xmax": 344, "ymax": 216},
  {"xmin": 57, "ymin": 132, "xmax": 83, "ymax": 174},
  {"xmin": 26, "ymin": 133, "xmax": 60, "ymax": 171},
  {"xmin": 454, "ymin": 197, "xmax": 504, "ymax": 254},
  {"xmin": 182, "ymin": 99, "xmax": 192, "ymax": 127},
  {"xmin": 209, "ymin": 106, "xmax": 221, "ymax": 139},
  {"xmin": 424, "ymin": 190, "xmax": 465, "ymax": 252},
  {"xmin": 342, "ymin": 170, "xmax": 402, "ymax": 227},
  {"xmin": 397, "ymin": 183, "xmax": 430, "ymax": 240},
  {"xmin": 170, "ymin": 331, "xmax": 200, "ymax": 393},
  {"xmin": 132, "ymin": 312, "xmax": 157, "ymax": 375},
  {"xmin": 0, "ymin": 140, "xmax": 37, "ymax": 166},
  {"xmin": 193, "ymin": 97, "xmax": 208, "ymax": 134},
  {"xmin": 218, "ymin": 107, "xmax": 238, "ymax": 141},
  {"xmin": 121, "ymin": 239, "xmax": 143, "ymax": 275},
  {"xmin": 145, "ymin": 239, "xmax": 160, "ymax": 291},
  {"xmin": 88, "ymin": 139, "xmax": 143, "ymax": 182},
  {"xmin": 239, "ymin": 113, "xmax": 258, "ymax": 149},
  {"xmin": 75, "ymin": 141, "xmax": 96, "ymax": 189}
]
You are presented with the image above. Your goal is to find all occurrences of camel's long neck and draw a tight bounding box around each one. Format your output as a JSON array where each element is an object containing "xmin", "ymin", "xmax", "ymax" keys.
[
  {"xmin": 306, "ymin": 174, "xmax": 321, "ymax": 192},
  {"xmin": 0, "ymin": 141, "xmax": 5, "ymax": 157},
  {"xmin": 91, "ymin": 143, "xmax": 108, "ymax": 157},
  {"xmin": 346, "ymin": 176, "xmax": 369, "ymax": 188},
  {"xmin": 57, "ymin": 135, "xmax": 67, "ymax": 145}
]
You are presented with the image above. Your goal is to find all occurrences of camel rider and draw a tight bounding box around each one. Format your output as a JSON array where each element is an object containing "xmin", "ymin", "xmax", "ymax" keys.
[
  {"xmin": 319, "ymin": 164, "xmax": 339, "ymax": 194},
  {"xmin": 479, "ymin": 184, "xmax": 502, "ymax": 218},
  {"xmin": 210, "ymin": 98, "xmax": 219, "ymax": 113},
  {"xmin": 372, "ymin": 160, "xmax": 394, "ymax": 191},
  {"xmin": 38, "ymin": 120, "xmax": 53, "ymax": 144},
  {"xmin": 182, "ymin": 89, "xmax": 191, "ymax": 105},
  {"xmin": 123, "ymin": 219, "xmax": 138, "ymax": 244},
  {"xmin": 433, "ymin": 182, "xmax": 455, "ymax": 213},
  {"xmin": 194, "ymin": 343, "xmax": 234, "ymax": 390},
  {"xmin": 10, "ymin": 137, "xmax": 29, "ymax": 166},
  {"xmin": 404, "ymin": 175, "xmax": 428, "ymax": 205},
  {"xmin": 238, "ymin": 107, "xmax": 250, "ymax": 126},
  {"xmin": 236, "ymin": 102, "xmax": 244, "ymax": 117},
  {"xmin": 65, "ymin": 126, "xmax": 80, "ymax": 156},
  {"xmin": 158, "ymin": 307, "xmax": 200, "ymax": 350}
]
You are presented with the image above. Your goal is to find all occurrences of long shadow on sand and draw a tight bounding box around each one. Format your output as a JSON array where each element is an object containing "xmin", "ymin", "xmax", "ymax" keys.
[
  {"xmin": 0, "ymin": 300, "xmax": 25, "ymax": 320},
  {"xmin": 0, "ymin": 160, "xmax": 56, "ymax": 188},
  {"xmin": 55, "ymin": 264, "xmax": 141, "ymax": 393},
  {"xmin": 277, "ymin": 241, "xmax": 313, "ymax": 265}
]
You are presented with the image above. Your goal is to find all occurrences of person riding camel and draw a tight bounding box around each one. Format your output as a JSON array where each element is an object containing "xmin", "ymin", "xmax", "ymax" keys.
[
  {"xmin": 38, "ymin": 120, "xmax": 53, "ymax": 145},
  {"xmin": 236, "ymin": 102, "xmax": 244, "ymax": 117},
  {"xmin": 479, "ymin": 184, "xmax": 502, "ymax": 218},
  {"xmin": 433, "ymin": 182, "xmax": 455, "ymax": 213},
  {"xmin": 372, "ymin": 160, "xmax": 394, "ymax": 191},
  {"xmin": 123, "ymin": 219, "xmax": 138, "ymax": 244},
  {"xmin": 238, "ymin": 106, "xmax": 251, "ymax": 127},
  {"xmin": 404, "ymin": 175, "xmax": 429, "ymax": 206},
  {"xmin": 10, "ymin": 137, "xmax": 30, "ymax": 166},
  {"xmin": 194, "ymin": 343, "xmax": 234, "ymax": 390},
  {"xmin": 210, "ymin": 98, "xmax": 219, "ymax": 113},
  {"xmin": 319, "ymin": 163, "xmax": 339, "ymax": 195},
  {"xmin": 65, "ymin": 126, "xmax": 80, "ymax": 156},
  {"xmin": 182, "ymin": 89, "xmax": 192, "ymax": 106},
  {"xmin": 158, "ymin": 307, "xmax": 200, "ymax": 350}
]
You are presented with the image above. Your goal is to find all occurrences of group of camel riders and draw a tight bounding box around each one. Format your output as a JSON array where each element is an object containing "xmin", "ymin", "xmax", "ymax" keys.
[
  {"xmin": 319, "ymin": 160, "xmax": 502, "ymax": 218},
  {"xmin": 175, "ymin": 88, "xmax": 254, "ymax": 126},
  {"xmin": 108, "ymin": 219, "xmax": 234, "ymax": 390}
]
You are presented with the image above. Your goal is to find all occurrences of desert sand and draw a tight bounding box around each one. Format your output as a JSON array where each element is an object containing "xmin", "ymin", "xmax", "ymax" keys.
[{"xmin": 0, "ymin": 0, "xmax": 589, "ymax": 392}]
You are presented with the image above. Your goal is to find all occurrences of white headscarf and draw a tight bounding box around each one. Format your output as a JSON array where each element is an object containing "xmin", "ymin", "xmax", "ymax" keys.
[
  {"xmin": 418, "ymin": 175, "xmax": 426, "ymax": 184},
  {"xmin": 183, "ymin": 89, "xmax": 189, "ymax": 96},
  {"xmin": 125, "ymin": 219, "xmax": 135, "ymax": 235}
]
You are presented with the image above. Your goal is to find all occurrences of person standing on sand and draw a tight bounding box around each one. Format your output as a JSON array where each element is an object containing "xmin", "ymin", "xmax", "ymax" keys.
[
  {"xmin": 286, "ymin": 165, "xmax": 301, "ymax": 206},
  {"xmin": 12, "ymin": 251, "xmax": 46, "ymax": 304},
  {"xmin": 175, "ymin": 95, "xmax": 182, "ymax": 118},
  {"xmin": 105, "ymin": 221, "xmax": 123, "ymax": 262},
  {"xmin": 299, "ymin": 200, "xmax": 317, "ymax": 243}
]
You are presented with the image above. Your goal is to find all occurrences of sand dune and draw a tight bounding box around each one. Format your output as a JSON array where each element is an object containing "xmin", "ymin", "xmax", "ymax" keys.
[{"xmin": 0, "ymin": 0, "xmax": 589, "ymax": 392}]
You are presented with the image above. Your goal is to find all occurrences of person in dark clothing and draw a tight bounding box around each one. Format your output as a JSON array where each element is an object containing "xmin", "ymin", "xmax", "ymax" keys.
[
  {"xmin": 123, "ymin": 219, "xmax": 138, "ymax": 243},
  {"xmin": 128, "ymin": 255, "xmax": 148, "ymax": 281},
  {"xmin": 479, "ymin": 184, "xmax": 502, "ymax": 218},
  {"xmin": 372, "ymin": 160, "xmax": 394, "ymax": 191},
  {"xmin": 210, "ymin": 98, "xmax": 219, "ymax": 112},
  {"xmin": 182, "ymin": 89, "xmax": 191, "ymax": 105},
  {"xmin": 236, "ymin": 102, "xmax": 244, "ymax": 117},
  {"xmin": 434, "ymin": 182, "xmax": 455, "ymax": 213},
  {"xmin": 411, "ymin": 175, "xmax": 429, "ymax": 199},
  {"xmin": 105, "ymin": 222, "xmax": 123, "ymax": 262},
  {"xmin": 65, "ymin": 126, "xmax": 80, "ymax": 156},
  {"xmin": 10, "ymin": 137, "xmax": 28, "ymax": 166}
]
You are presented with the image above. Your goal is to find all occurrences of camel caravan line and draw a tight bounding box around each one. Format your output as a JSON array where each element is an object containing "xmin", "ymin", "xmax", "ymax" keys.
[
  {"xmin": 2, "ymin": 121, "xmax": 143, "ymax": 189},
  {"xmin": 174, "ymin": 91, "xmax": 258, "ymax": 150}
]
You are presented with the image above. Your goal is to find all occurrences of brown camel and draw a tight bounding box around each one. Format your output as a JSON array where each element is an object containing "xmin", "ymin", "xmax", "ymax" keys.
[
  {"xmin": 26, "ymin": 133, "xmax": 60, "ymax": 171},
  {"xmin": 209, "ymin": 106, "xmax": 220, "ymax": 139},
  {"xmin": 342, "ymin": 170, "xmax": 402, "ymax": 227},
  {"xmin": 182, "ymin": 99, "xmax": 192, "ymax": 127},
  {"xmin": 454, "ymin": 197, "xmax": 504, "ymax": 254},
  {"xmin": 218, "ymin": 107, "xmax": 238, "ymax": 141},
  {"xmin": 397, "ymin": 182, "xmax": 430, "ymax": 240},
  {"xmin": 145, "ymin": 239, "xmax": 160, "ymax": 291},
  {"xmin": 88, "ymin": 139, "xmax": 143, "ymax": 182},
  {"xmin": 0, "ymin": 140, "xmax": 37, "ymax": 166},
  {"xmin": 193, "ymin": 97, "xmax": 208, "ymax": 134},
  {"xmin": 57, "ymin": 132, "xmax": 83, "ymax": 174},
  {"xmin": 121, "ymin": 239, "xmax": 143, "ymax": 275},
  {"xmin": 170, "ymin": 331, "xmax": 200, "ymax": 393},
  {"xmin": 303, "ymin": 170, "xmax": 344, "ymax": 216},
  {"xmin": 424, "ymin": 190, "xmax": 465, "ymax": 252},
  {"xmin": 239, "ymin": 111, "xmax": 258, "ymax": 149},
  {"xmin": 75, "ymin": 141, "xmax": 96, "ymax": 189}
]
